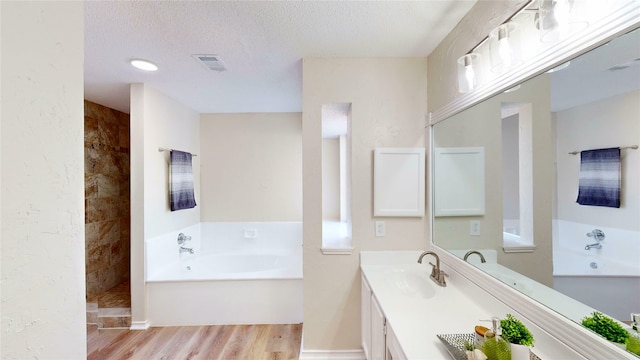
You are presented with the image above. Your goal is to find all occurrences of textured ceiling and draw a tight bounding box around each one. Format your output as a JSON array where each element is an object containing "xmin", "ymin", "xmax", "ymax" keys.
[
  {"xmin": 551, "ymin": 27, "xmax": 640, "ymax": 112},
  {"xmin": 84, "ymin": 0, "xmax": 477, "ymax": 114}
]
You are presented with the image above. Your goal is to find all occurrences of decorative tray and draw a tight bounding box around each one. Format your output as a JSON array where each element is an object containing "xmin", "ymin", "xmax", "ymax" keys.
[
  {"xmin": 436, "ymin": 333, "xmax": 542, "ymax": 360},
  {"xmin": 436, "ymin": 333, "xmax": 476, "ymax": 360}
]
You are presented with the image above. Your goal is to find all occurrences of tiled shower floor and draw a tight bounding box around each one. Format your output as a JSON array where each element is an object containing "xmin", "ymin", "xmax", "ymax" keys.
[
  {"xmin": 87, "ymin": 280, "xmax": 131, "ymax": 308},
  {"xmin": 87, "ymin": 281, "xmax": 131, "ymax": 329}
]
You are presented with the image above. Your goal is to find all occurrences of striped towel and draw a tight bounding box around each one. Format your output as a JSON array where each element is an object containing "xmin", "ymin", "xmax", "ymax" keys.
[
  {"xmin": 170, "ymin": 150, "xmax": 197, "ymax": 211},
  {"xmin": 576, "ymin": 147, "xmax": 620, "ymax": 208}
]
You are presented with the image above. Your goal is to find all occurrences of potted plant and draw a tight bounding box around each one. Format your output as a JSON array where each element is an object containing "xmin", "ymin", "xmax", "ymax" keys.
[
  {"xmin": 581, "ymin": 311, "xmax": 629, "ymax": 345},
  {"xmin": 500, "ymin": 314, "xmax": 534, "ymax": 360}
]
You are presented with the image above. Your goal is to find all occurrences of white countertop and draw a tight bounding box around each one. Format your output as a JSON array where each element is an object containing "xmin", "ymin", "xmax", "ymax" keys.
[{"xmin": 360, "ymin": 250, "xmax": 588, "ymax": 360}]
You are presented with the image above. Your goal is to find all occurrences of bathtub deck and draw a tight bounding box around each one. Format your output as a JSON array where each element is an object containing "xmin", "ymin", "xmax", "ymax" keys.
[{"xmin": 87, "ymin": 323, "xmax": 302, "ymax": 360}]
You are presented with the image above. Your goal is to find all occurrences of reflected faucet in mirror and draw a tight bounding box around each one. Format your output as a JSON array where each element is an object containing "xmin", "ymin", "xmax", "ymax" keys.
[
  {"xmin": 585, "ymin": 229, "xmax": 605, "ymax": 250},
  {"xmin": 464, "ymin": 250, "xmax": 486, "ymax": 263},
  {"xmin": 417, "ymin": 251, "xmax": 448, "ymax": 287}
]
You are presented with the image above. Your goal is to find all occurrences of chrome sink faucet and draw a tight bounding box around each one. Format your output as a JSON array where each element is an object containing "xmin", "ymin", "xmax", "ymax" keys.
[
  {"xmin": 417, "ymin": 251, "xmax": 447, "ymax": 287},
  {"xmin": 464, "ymin": 250, "xmax": 486, "ymax": 263}
]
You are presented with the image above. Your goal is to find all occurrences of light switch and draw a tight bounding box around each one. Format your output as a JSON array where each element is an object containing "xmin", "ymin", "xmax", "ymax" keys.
[{"xmin": 470, "ymin": 220, "xmax": 481, "ymax": 236}]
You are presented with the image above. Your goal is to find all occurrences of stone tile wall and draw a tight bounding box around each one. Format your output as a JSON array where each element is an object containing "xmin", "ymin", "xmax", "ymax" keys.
[{"xmin": 84, "ymin": 100, "xmax": 130, "ymax": 297}]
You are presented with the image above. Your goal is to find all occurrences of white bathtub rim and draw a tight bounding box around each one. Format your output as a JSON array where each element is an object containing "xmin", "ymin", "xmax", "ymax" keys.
[{"xmin": 552, "ymin": 247, "xmax": 640, "ymax": 277}]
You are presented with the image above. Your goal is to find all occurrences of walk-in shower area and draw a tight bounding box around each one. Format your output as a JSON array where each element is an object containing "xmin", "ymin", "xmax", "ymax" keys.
[{"xmin": 84, "ymin": 100, "xmax": 132, "ymax": 329}]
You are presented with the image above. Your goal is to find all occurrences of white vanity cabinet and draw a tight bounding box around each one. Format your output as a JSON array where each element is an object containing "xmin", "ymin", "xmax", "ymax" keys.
[
  {"xmin": 362, "ymin": 274, "xmax": 407, "ymax": 360},
  {"xmin": 370, "ymin": 294, "xmax": 386, "ymax": 360},
  {"xmin": 361, "ymin": 275, "xmax": 372, "ymax": 359},
  {"xmin": 385, "ymin": 325, "xmax": 407, "ymax": 360}
]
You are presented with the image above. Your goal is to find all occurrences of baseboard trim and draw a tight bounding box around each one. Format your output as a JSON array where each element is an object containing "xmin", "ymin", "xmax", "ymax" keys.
[
  {"xmin": 299, "ymin": 349, "xmax": 366, "ymax": 360},
  {"xmin": 129, "ymin": 320, "xmax": 150, "ymax": 330}
]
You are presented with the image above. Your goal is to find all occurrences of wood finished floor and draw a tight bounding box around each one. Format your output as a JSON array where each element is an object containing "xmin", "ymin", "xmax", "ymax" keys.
[{"xmin": 87, "ymin": 323, "xmax": 303, "ymax": 360}]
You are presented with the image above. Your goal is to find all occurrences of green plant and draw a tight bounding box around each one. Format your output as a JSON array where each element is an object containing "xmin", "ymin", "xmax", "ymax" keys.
[
  {"xmin": 500, "ymin": 313, "xmax": 534, "ymax": 346},
  {"xmin": 581, "ymin": 311, "xmax": 629, "ymax": 344},
  {"xmin": 463, "ymin": 340, "xmax": 476, "ymax": 351}
]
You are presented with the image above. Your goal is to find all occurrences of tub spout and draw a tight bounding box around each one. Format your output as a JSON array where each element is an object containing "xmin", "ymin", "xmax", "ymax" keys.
[
  {"xmin": 463, "ymin": 250, "xmax": 486, "ymax": 263},
  {"xmin": 180, "ymin": 246, "xmax": 194, "ymax": 254},
  {"xmin": 585, "ymin": 242, "xmax": 602, "ymax": 250}
]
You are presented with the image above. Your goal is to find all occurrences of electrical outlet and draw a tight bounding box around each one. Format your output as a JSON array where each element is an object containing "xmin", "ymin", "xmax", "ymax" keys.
[
  {"xmin": 244, "ymin": 229, "xmax": 258, "ymax": 239},
  {"xmin": 470, "ymin": 220, "xmax": 481, "ymax": 236},
  {"xmin": 375, "ymin": 221, "xmax": 386, "ymax": 237}
]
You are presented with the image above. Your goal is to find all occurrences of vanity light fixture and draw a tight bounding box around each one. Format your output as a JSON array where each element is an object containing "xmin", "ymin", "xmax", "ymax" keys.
[
  {"xmin": 457, "ymin": 53, "xmax": 482, "ymax": 93},
  {"xmin": 489, "ymin": 22, "xmax": 523, "ymax": 73},
  {"xmin": 130, "ymin": 58, "xmax": 158, "ymax": 71},
  {"xmin": 456, "ymin": 0, "xmax": 535, "ymax": 93},
  {"xmin": 537, "ymin": 0, "xmax": 588, "ymax": 43}
]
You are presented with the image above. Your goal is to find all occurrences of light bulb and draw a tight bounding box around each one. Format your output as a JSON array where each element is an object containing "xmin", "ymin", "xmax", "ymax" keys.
[
  {"xmin": 457, "ymin": 53, "xmax": 481, "ymax": 93},
  {"xmin": 553, "ymin": 0, "xmax": 571, "ymax": 38},
  {"xmin": 498, "ymin": 37, "xmax": 513, "ymax": 68},
  {"xmin": 465, "ymin": 64, "xmax": 476, "ymax": 90}
]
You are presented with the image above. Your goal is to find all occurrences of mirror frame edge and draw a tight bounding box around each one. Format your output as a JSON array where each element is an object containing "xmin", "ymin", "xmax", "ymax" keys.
[{"xmin": 427, "ymin": 2, "xmax": 640, "ymax": 359}]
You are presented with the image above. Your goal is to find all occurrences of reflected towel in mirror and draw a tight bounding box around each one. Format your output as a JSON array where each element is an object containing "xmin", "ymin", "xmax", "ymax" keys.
[{"xmin": 576, "ymin": 147, "xmax": 620, "ymax": 208}]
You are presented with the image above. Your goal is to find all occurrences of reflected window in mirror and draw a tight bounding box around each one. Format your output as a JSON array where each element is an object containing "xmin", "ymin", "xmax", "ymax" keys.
[{"xmin": 501, "ymin": 103, "xmax": 535, "ymax": 252}]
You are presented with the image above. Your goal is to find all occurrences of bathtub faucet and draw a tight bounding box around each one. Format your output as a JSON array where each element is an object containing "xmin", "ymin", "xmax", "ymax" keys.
[
  {"xmin": 585, "ymin": 229, "xmax": 604, "ymax": 250},
  {"xmin": 179, "ymin": 246, "xmax": 194, "ymax": 254},
  {"xmin": 177, "ymin": 233, "xmax": 191, "ymax": 245}
]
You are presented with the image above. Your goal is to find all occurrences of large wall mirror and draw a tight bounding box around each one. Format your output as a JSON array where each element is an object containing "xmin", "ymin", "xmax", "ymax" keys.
[{"xmin": 432, "ymin": 25, "xmax": 640, "ymax": 355}]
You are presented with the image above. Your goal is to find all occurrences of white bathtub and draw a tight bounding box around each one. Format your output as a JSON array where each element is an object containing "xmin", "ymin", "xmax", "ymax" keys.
[
  {"xmin": 552, "ymin": 220, "xmax": 640, "ymax": 277},
  {"xmin": 553, "ymin": 247, "xmax": 640, "ymax": 277},
  {"xmin": 552, "ymin": 220, "xmax": 640, "ymax": 321},
  {"xmin": 145, "ymin": 222, "xmax": 302, "ymax": 326}
]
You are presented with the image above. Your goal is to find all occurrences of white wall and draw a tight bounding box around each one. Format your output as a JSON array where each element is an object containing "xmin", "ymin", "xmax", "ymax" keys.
[
  {"xmin": 1, "ymin": 2, "xmax": 86, "ymax": 358},
  {"xmin": 302, "ymin": 58, "xmax": 428, "ymax": 351},
  {"xmin": 555, "ymin": 90, "xmax": 640, "ymax": 231},
  {"xmin": 130, "ymin": 83, "xmax": 201, "ymax": 326},
  {"xmin": 199, "ymin": 113, "xmax": 302, "ymax": 222}
]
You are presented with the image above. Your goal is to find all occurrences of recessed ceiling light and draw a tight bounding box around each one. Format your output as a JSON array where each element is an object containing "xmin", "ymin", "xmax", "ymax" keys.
[{"xmin": 130, "ymin": 59, "xmax": 158, "ymax": 71}]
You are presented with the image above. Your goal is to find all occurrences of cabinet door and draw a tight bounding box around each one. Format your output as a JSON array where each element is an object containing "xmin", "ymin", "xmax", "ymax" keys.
[
  {"xmin": 371, "ymin": 295, "xmax": 386, "ymax": 360},
  {"xmin": 386, "ymin": 324, "xmax": 407, "ymax": 360},
  {"xmin": 361, "ymin": 275, "xmax": 372, "ymax": 359}
]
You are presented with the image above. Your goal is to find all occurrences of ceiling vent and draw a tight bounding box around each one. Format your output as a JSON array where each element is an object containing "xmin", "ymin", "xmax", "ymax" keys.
[{"xmin": 193, "ymin": 54, "xmax": 228, "ymax": 72}]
